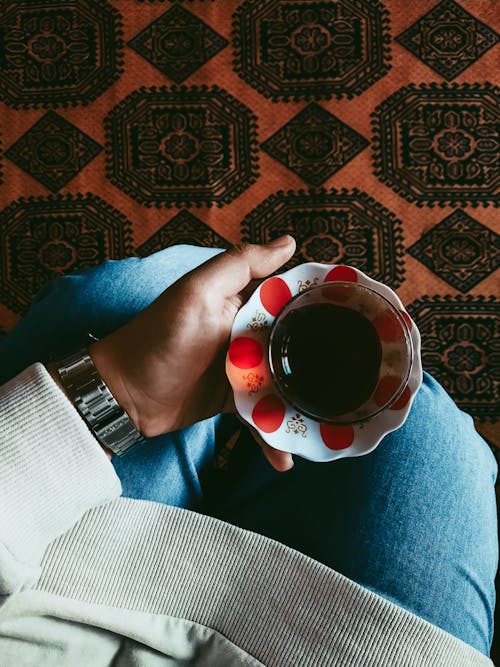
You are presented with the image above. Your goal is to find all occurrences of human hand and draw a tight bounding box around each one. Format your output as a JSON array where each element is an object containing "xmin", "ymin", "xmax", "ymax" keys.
[{"xmin": 89, "ymin": 237, "xmax": 297, "ymax": 471}]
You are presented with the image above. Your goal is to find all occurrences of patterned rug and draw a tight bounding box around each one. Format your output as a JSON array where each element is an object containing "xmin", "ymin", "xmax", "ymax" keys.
[{"xmin": 0, "ymin": 0, "xmax": 498, "ymax": 452}]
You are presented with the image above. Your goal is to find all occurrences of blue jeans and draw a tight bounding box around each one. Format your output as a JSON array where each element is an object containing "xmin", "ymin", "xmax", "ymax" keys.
[{"xmin": 0, "ymin": 245, "xmax": 497, "ymax": 656}]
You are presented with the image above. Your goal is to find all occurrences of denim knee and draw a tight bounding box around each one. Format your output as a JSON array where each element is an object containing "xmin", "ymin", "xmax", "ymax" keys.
[
  {"xmin": 33, "ymin": 245, "xmax": 224, "ymax": 333},
  {"xmin": 409, "ymin": 372, "xmax": 497, "ymax": 485}
]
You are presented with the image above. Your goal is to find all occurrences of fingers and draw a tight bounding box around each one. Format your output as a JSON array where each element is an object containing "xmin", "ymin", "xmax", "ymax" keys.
[
  {"xmin": 184, "ymin": 236, "xmax": 296, "ymax": 300},
  {"xmin": 221, "ymin": 384, "xmax": 236, "ymax": 413},
  {"xmin": 264, "ymin": 446, "xmax": 294, "ymax": 472},
  {"xmin": 238, "ymin": 278, "xmax": 264, "ymax": 306},
  {"xmin": 253, "ymin": 427, "xmax": 294, "ymax": 472},
  {"xmin": 236, "ymin": 415, "xmax": 294, "ymax": 472}
]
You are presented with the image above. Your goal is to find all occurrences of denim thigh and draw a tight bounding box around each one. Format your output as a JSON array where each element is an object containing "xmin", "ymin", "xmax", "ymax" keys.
[{"xmin": 207, "ymin": 374, "xmax": 498, "ymax": 656}]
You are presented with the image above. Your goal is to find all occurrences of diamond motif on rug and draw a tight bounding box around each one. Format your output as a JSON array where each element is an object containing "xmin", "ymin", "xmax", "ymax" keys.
[
  {"xmin": 396, "ymin": 0, "xmax": 499, "ymax": 81},
  {"xmin": 408, "ymin": 211, "xmax": 499, "ymax": 293},
  {"xmin": 128, "ymin": 5, "xmax": 228, "ymax": 84},
  {"xmin": 5, "ymin": 111, "xmax": 102, "ymax": 192},
  {"xmin": 261, "ymin": 103, "xmax": 368, "ymax": 186},
  {"xmin": 137, "ymin": 210, "xmax": 230, "ymax": 256}
]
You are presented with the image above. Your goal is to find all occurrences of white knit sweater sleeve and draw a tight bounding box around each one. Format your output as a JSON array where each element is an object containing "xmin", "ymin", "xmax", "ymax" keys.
[{"xmin": 0, "ymin": 363, "xmax": 122, "ymax": 595}]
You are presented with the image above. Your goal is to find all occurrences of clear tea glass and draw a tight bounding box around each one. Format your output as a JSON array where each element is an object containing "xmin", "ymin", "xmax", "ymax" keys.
[{"xmin": 268, "ymin": 281, "xmax": 413, "ymax": 425}]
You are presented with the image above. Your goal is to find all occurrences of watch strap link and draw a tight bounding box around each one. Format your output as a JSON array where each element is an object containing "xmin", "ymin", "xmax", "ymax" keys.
[{"xmin": 57, "ymin": 348, "xmax": 144, "ymax": 456}]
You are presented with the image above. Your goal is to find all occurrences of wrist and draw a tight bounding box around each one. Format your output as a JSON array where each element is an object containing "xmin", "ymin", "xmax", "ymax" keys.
[
  {"xmin": 88, "ymin": 334, "xmax": 169, "ymax": 439},
  {"xmin": 88, "ymin": 339, "xmax": 143, "ymax": 435}
]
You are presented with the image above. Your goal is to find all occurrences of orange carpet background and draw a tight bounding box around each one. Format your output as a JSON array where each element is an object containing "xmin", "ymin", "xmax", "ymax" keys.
[{"xmin": 0, "ymin": 1, "xmax": 498, "ymax": 441}]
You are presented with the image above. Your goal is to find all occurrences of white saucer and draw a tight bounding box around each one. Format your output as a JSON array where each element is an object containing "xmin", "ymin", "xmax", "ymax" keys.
[{"xmin": 226, "ymin": 263, "xmax": 423, "ymax": 462}]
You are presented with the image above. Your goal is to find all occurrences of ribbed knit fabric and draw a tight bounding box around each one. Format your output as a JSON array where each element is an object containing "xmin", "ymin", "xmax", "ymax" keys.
[
  {"xmin": 0, "ymin": 365, "xmax": 493, "ymax": 666},
  {"xmin": 0, "ymin": 364, "xmax": 122, "ymax": 593},
  {"xmin": 30, "ymin": 498, "xmax": 492, "ymax": 667}
]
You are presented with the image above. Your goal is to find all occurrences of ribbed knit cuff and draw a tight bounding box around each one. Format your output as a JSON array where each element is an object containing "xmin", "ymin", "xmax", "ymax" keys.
[{"xmin": 0, "ymin": 363, "xmax": 121, "ymax": 593}]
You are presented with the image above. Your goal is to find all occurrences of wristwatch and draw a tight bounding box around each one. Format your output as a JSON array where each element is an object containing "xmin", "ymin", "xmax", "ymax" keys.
[{"xmin": 54, "ymin": 344, "xmax": 144, "ymax": 456}]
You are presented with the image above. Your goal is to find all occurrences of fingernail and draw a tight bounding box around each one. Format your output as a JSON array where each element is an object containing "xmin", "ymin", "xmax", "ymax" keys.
[{"xmin": 267, "ymin": 234, "xmax": 292, "ymax": 247}]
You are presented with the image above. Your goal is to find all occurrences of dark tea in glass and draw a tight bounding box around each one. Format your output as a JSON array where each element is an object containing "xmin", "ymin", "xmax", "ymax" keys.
[{"xmin": 268, "ymin": 282, "xmax": 413, "ymax": 425}]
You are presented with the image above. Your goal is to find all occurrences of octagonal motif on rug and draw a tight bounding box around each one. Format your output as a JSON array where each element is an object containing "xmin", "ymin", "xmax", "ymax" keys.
[
  {"xmin": 372, "ymin": 83, "xmax": 499, "ymax": 207},
  {"xmin": 0, "ymin": 0, "xmax": 124, "ymax": 108},
  {"xmin": 240, "ymin": 188, "xmax": 404, "ymax": 288},
  {"xmin": 105, "ymin": 85, "xmax": 259, "ymax": 207},
  {"xmin": 407, "ymin": 295, "xmax": 499, "ymax": 421},
  {"xmin": 0, "ymin": 194, "xmax": 134, "ymax": 314},
  {"xmin": 233, "ymin": 0, "xmax": 391, "ymax": 100}
]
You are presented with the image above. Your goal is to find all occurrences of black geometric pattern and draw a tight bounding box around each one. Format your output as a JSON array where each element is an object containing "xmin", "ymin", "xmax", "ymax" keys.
[
  {"xmin": 0, "ymin": 1, "xmax": 497, "ymax": 455},
  {"xmin": 128, "ymin": 5, "xmax": 228, "ymax": 84},
  {"xmin": 261, "ymin": 103, "xmax": 368, "ymax": 186},
  {"xmin": 0, "ymin": 194, "xmax": 134, "ymax": 314},
  {"xmin": 408, "ymin": 211, "xmax": 500, "ymax": 293},
  {"xmin": 240, "ymin": 188, "xmax": 405, "ymax": 288},
  {"xmin": 372, "ymin": 83, "xmax": 500, "ymax": 207},
  {"xmin": 137, "ymin": 209, "xmax": 230, "ymax": 256},
  {"xmin": 105, "ymin": 85, "xmax": 259, "ymax": 208},
  {"xmin": 396, "ymin": 0, "xmax": 499, "ymax": 81},
  {"xmin": 5, "ymin": 111, "xmax": 102, "ymax": 192},
  {"xmin": 233, "ymin": 0, "xmax": 391, "ymax": 101},
  {"xmin": 0, "ymin": 0, "xmax": 124, "ymax": 109},
  {"xmin": 407, "ymin": 295, "xmax": 499, "ymax": 421}
]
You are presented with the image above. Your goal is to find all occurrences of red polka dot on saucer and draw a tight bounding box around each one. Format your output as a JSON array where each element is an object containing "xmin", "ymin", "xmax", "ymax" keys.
[{"xmin": 226, "ymin": 263, "xmax": 423, "ymax": 462}]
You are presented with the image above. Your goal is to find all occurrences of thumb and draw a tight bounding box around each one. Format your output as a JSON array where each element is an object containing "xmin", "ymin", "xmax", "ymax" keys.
[{"xmin": 186, "ymin": 236, "xmax": 296, "ymax": 299}]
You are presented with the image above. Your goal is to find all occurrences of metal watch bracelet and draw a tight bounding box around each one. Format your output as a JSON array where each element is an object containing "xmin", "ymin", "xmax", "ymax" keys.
[{"xmin": 55, "ymin": 347, "xmax": 144, "ymax": 456}]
